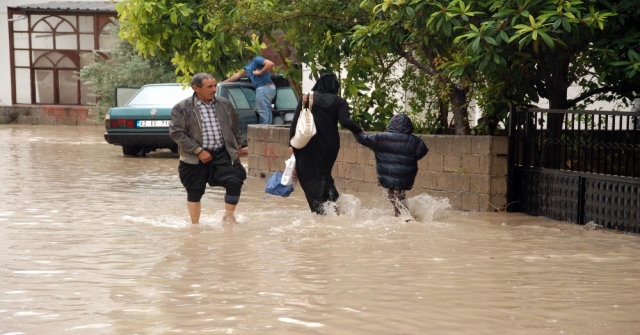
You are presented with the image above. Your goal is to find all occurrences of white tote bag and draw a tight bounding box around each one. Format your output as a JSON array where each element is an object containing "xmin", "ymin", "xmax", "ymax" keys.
[{"xmin": 290, "ymin": 93, "xmax": 316, "ymax": 149}]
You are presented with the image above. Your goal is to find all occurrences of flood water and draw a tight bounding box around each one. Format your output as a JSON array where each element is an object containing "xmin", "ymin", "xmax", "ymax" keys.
[{"xmin": 1, "ymin": 125, "xmax": 639, "ymax": 335}]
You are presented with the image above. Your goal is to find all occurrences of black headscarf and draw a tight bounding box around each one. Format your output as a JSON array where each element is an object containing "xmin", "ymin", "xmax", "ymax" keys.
[{"xmin": 311, "ymin": 73, "xmax": 340, "ymax": 94}]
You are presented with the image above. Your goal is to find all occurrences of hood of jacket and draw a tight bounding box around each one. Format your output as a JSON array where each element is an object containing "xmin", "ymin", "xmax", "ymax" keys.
[
  {"xmin": 387, "ymin": 114, "xmax": 414, "ymax": 134},
  {"xmin": 311, "ymin": 73, "xmax": 340, "ymax": 94},
  {"xmin": 309, "ymin": 73, "xmax": 342, "ymax": 110}
]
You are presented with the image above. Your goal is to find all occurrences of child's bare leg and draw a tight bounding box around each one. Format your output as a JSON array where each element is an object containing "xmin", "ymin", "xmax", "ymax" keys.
[
  {"xmin": 387, "ymin": 189, "xmax": 402, "ymax": 216},
  {"xmin": 398, "ymin": 190, "xmax": 407, "ymax": 208}
]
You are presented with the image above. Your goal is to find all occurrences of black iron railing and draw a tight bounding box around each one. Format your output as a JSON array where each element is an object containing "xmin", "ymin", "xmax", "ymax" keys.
[
  {"xmin": 508, "ymin": 108, "xmax": 640, "ymax": 233},
  {"xmin": 510, "ymin": 108, "xmax": 640, "ymax": 178}
]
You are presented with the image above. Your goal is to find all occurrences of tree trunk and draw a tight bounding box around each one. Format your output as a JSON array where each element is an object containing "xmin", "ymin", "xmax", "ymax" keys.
[
  {"xmin": 403, "ymin": 44, "xmax": 471, "ymax": 134},
  {"xmin": 450, "ymin": 85, "xmax": 470, "ymax": 135},
  {"xmin": 438, "ymin": 99, "xmax": 448, "ymax": 134},
  {"xmin": 543, "ymin": 61, "xmax": 570, "ymax": 169}
]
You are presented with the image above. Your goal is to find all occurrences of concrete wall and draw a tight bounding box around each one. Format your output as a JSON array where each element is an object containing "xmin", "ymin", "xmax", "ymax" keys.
[
  {"xmin": 247, "ymin": 125, "xmax": 509, "ymax": 212},
  {"xmin": 0, "ymin": 105, "xmax": 100, "ymax": 125}
]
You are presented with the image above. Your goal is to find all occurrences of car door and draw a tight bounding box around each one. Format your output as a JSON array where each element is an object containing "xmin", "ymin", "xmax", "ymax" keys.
[
  {"xmin": 273, "ymin": 86, "xmax": 298, "ymax": 124},
  {"xmin": 220, "ymin": 85, "xmax": 256, "ymax": 145}
]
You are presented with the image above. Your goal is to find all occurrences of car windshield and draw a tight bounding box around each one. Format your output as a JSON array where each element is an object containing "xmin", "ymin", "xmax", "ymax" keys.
[
  {"xmin": 275, "ymin": 87, "xmax": 298, "ymax": 109},
  {"xmin": 127, "ymin": 85, "xmax": 194, "ymax": 107}
]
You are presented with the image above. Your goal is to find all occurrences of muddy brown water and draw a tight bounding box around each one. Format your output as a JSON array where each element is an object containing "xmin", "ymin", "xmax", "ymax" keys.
[{"xmin": 1, "ymin": 125, "xmax": 639, "ymax": 335}]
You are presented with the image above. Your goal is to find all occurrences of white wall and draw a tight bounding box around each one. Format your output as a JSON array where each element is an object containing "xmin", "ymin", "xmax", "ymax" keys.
[
  {"xmin": 0, "ymin": 0, "xmax": 110, "ymax": 106},
  {"xmin": 536, "ymin": 84, "xmax": 628, "ymax": 111}
]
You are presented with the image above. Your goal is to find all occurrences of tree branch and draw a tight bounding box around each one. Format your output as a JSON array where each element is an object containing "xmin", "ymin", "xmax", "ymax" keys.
[
  {"xmin": 398, "ymin": 49, "xmax": 436, "ymax": 76},
  {"xmin": 567, "ymin": 86, "xmax": 617, "ymax": 107}
]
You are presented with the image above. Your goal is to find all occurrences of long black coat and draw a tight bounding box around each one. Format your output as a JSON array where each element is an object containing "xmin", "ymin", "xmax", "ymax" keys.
[
  {"xmin": 355, "ymin": 114, "xmax": 428, "ymax": 190},
  {"xmin": 289, "ymin": 75, "xmax": 362, "ymax": 214}
]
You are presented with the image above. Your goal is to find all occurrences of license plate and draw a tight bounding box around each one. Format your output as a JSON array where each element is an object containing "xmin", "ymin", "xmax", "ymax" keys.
[{"xmin": 137, "ymin": 120, "xmax": 170, "ymax": 127}]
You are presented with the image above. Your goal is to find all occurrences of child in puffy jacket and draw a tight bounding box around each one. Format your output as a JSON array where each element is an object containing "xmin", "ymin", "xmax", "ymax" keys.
[{"xmin": 355, "ymin": 114, "xmax": 428, "ymax": 217}]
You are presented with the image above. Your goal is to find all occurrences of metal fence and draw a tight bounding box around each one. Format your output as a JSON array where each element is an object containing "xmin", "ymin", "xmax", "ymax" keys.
[{"xmin": 508, "ymin": 108, "xmax": 640, "ymax": 234}]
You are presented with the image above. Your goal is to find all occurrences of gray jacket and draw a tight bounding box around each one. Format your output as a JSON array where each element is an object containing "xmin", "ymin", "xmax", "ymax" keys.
[{"xmin": 169, "ymin": 94, "xmax": 243, "ymax": 165}]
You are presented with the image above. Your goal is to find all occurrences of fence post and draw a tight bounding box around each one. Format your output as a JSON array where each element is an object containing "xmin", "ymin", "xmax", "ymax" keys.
[
  {"xmin": 577, "ymin": 176, "xmax": 586, "ymax": 225},
  {"xmin": 507, "ymin": 105, "xmax": 518, "ymax": 212}
]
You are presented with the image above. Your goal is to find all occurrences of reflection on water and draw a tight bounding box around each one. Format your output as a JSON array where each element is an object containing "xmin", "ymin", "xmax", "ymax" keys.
[{"xmin": 1, "ymin": 125, "xmax": 639, "ymax": 335}]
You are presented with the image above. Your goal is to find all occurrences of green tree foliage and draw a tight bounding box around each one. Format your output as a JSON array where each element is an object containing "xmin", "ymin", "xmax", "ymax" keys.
[
  {"xmin": 116, "ymin": 0, "xmax": 411, "ymax": 129},
  {"xmin": 449, "ymin": 0, "xmax": 640, "ymax": 108},
  {"xmin": 354, "ymin": 0, "xmax": 640, "ymax": 134},
  {"xmin": 116, "ymin": 0, "xmax": 465, "ymax": 131},
  {"xmin": 117, "ymin": 0, "xmax": 246, "ymax": 81},
  {"xmin": 116, "ymin": 0, "xmax": 303, "ymax": 90},
  {"xmin": 352, "ymin": 0, "xmax": 478, "ymax": 134},
  {"xmin": 115, "ymin": 0, "xmax": 640, "ymax": 135},
  {"xmin": 78, "ymin": 25, "xmax": 176, "ymax": 117}
]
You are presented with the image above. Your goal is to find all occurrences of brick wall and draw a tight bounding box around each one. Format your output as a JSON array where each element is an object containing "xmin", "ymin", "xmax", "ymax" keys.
[
  {"xmin": 247, "ymin": 125, "xmax": 509, "ymax": 212},
  {"xmin": 0, "ymin": 105, "xmax": 100, "ymax": 126}
]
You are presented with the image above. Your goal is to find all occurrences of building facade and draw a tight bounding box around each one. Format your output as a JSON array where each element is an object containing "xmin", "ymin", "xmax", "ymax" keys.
[{"xmin": 1, "ymin": 1, "xmax": 117, "ymax": 109}]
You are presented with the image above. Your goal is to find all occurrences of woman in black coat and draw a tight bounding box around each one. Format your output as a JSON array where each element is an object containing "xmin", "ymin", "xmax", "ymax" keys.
[{"xmin": 289, "ymin": 74, "xmax": 362, "ymax": 214}]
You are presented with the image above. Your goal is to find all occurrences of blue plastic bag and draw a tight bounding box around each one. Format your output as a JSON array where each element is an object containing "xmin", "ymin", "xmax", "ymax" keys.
[{"xmin": 265, "ymin": 171, "xmax": 294, "ymax": 198}]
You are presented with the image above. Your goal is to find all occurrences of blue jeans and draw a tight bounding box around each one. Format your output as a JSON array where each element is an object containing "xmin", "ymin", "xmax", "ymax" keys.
[{"xmin": 255, "ymin": 85, "xmax": 277, "ymax": 125}]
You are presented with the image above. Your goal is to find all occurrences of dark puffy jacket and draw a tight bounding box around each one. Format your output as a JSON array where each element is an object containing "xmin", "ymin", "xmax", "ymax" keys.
[{"xmin": 355, "ymin": 114, "xmax": 428, "ymax": 190}]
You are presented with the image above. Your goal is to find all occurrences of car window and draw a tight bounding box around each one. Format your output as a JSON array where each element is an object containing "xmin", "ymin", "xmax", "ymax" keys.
[
  {"xmin": 115, "ymin": 87, "xmax": 140, "ymax": 107},
  {"xmin": 244, "ymin": 87, "xmax": 256, "ymax": 108},
  {"xmin": 275, "ymin": 88, "xmax": 298, "ymax": 109},
  {"xmin": 227, "ymin": 87, "xmax": 256, "ymax": 109},
  {"xmin": 127, "ymin": 85, "xmax": 193, "ymax": 107}
]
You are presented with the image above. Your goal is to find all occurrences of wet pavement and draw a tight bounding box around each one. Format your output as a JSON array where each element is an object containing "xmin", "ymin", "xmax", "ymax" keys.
[{"xmin": 1, "ymin": 125, "xmax": 639, "ymax": 335}]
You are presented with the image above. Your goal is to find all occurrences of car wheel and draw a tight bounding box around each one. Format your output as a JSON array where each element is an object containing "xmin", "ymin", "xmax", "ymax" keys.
[{"xmin": 122, "ymin": 146, "xmax": 136, "ymax": 156}]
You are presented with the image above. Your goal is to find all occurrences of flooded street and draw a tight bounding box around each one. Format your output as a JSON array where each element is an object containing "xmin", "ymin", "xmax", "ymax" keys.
[{"xmin": 1, "ymin": 125, "xmax": 639, "ymax": 335}]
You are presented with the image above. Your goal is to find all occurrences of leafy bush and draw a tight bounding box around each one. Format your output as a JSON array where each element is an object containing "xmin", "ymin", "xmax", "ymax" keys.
[{"xmin": 78, "ymin": 24, "xmax": 176, "ymax": 119}]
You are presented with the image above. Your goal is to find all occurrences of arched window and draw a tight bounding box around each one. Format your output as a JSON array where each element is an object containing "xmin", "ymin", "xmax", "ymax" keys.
[
  {"xmin": 32, "ymin": 51, "xmax": 78, "ymax": 104},
  {"xmin": 99, "ymin": 21, "xmax": 118, "ymax": 50},
  {"xmin": 10, "ymin": 10, "xmax": 116, "ymax": 105},
  {"xmin": 31, "ymin": 15, "xmax": 78, "ymax": 50}
]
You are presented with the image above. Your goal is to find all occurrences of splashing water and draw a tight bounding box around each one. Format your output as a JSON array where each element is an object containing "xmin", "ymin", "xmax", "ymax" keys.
[
  {"xmin": 322, "ymin": 192, "xmax": 449, "ymax": 222},
  {"xmin": 406, "ymin": 193, "xmax": 451, "ymax": 222},
  {"xmin": 335, "ymin": 193, "xmax": 361, "ymax": 217}
]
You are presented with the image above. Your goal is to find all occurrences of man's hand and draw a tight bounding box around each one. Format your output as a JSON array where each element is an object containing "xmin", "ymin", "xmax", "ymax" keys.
[
  {"xmin": 197, "ymin": 150, "xmax": 213, "ymax": 163},
  {"xmin": 238, "ymin": 147, "xmax": 249, "ymax": 156}
]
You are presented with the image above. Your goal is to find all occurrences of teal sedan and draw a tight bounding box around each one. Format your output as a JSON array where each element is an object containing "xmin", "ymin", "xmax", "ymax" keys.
[{"xmin": 104, "ymin": 78, "xmax": 298, "ymax": 156}]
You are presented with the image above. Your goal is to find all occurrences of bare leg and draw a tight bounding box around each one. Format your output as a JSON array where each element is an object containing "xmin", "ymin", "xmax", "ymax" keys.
[
  {"xmin": 187, "ymin": 201, "xmax": 201, "ymax": 224},
  {"xmin": 398, "ymin": 190, "xmax": 407, "ymax": 210},
  {"xmin": 388, "ymin": 189, "xmax": 402, "ymax": 217},
  {"xmin": 223, "ymin": 203, "xmax": 237, "ymax": 223},
  {"xmin": 387, "ymin": 189, "xmax": 409, "ymax": 217}
]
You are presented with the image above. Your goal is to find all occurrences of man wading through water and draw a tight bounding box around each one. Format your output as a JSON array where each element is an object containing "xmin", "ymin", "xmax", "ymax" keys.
[{"xmin": 169, "ymin": 73, "xmax": 247, "ymax": 224}]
